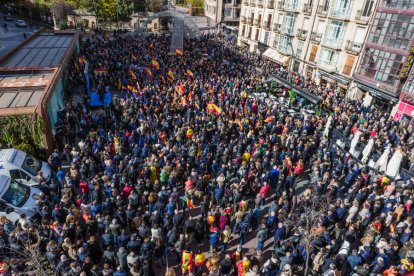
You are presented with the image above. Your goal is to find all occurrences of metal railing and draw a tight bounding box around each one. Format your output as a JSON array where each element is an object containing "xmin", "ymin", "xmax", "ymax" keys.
[
  {"xmin": 345, "ymin": 40, "xmax": 363, "ymax": 54},
  {"xmin": 319, "ymin": 59, "xmax": 337, "ymax": 72},
  {"xmin": 274, "ymin": 23, "xmax": 281, "ymax": 32},
  {"xmin": 310, "ymin": 31, "xmax": 322, "ymax": 43},
  {"xmin": 284, "ymin": 0, "xmax": 299, "ymax": 11},
  {"xmin": 329, "ymin": 7, "xmax": 351, "ymax": 20},
  {"xmin": 303, "ymin": 3, "xmax": 312, "ymax": 14},
  {"xmin": 267, "ymin": 0, "xmax": 275, "ymax": 8},
  {"xmin": 316, "ymin": 5, "xmax": 328, "ymax": 16},
  {"xmin": 355, "ymin": 10, "xmax": 370, "ymax": 24},
  {"xmin": 264, "ymin": 21, "xmax": 271, "ymax": 30},
  {"xmin": 253, "ymin": 19, "xmax": 260, "ymax": 26},
  {"xmin": 257, "ymin": 0, "xmax": 264, "ymax": 7},
  {"xmin": 296, "ymin": 28, "xmax": 308, "ymax": 40},
  {"xmin": 240, "ymin": 16, "xmax": 246, "ymax": 23},
  {"xmin": 323, "ymin": 35, "xmax": 343, "ymax": 49},
  {"xmin": 277, "ymin": 0, "xmax": 285, "ymax": 9},
  {"xmin": 248, "ymin": 17, "xmax": 254, "ymax": 25}
]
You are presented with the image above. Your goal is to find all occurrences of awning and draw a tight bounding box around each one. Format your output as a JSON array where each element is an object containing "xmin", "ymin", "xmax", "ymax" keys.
[
  {"xmin": 269, "ymin": 74, "xmax": 322, "ymax": 105},
  {"xmin": 263, "ymin": 48, "xmax": 290, "ymax": 67},
  {"xmin": 319, "ymin": 70, "xmax": 350, "ymax": 85},
  {"xmin": 354, "ymin": 79, "xmax": 398, "ymax": 104}
]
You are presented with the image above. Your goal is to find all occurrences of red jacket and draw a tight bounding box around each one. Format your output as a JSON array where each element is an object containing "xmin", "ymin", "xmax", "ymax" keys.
[
  {"xmin": 258, "ymin": 185, "xmax": 270, "ymax": 198},
  {"xmin": 79, "ymin": 181, "xmax": 89, "ymax": 193}
]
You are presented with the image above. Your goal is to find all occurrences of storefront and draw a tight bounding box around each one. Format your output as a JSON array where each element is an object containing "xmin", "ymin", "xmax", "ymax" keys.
[
  {"xmin": 354, "ymin": 80, "xmax": 398, "ymax": 111},
  {"xmin": 318, "ymin": 70, "xmax": 350, "ymax": 96},
  {"xmin": 394, "ymin": 101, "xmax": 414, "ymax": 126},
  {"xmin": 263, "ymin": 48, "xmax": 290, "ymax": 67}
]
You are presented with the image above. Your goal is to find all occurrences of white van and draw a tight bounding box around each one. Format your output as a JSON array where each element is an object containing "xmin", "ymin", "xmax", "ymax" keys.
[
  {"xmin": 0, "ymin": 149, "xmax": 53, "ymax": 186},
  {"xmin": 0, "ymin": 175, "xmax": 40, "ymax": 218}
]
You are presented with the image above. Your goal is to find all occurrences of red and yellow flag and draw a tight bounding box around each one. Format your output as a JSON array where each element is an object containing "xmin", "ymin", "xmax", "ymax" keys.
[
  {"xmin": 151, "ymin": 60, "xmax": 160, "ymax": 70},
  {"xmin": 189, "ymin": 91, "xmax": 193, "ymax": 102},
  {"xmin": 160, "ymin": 75, "xmax": 166, "ymax": 85},
  {"xmin": 207, "ymin": 103, "xmax": 222, "ymax": 114},
  {"xmin": 129, "ymin": 69, "xmax": 137, "ymax": 80},
  {"xmin": 264, "ymin": 116, "xmax": 274, "ymax": 123},
  {"xmin": 186, "ymin": 69, "xmax": 194, "ymax": 77},
  {"xmin": 179, "ymin": 81, "xmax": 185, "ymax": 94},
  {"xmin": 176, "ymin": 48, "xmax": 183, "ymax": 56},
  {"xmin": 145, "ymin": 67, "xmax": 153, "ymax": 77},
  {"xmin": 127, "ymin": 84, "xmax": 138, "ymax": 94},
  {"xmin": 167, "ymin": 69, "xmax": 175, "ymax": 81},
  {"xmin": 186, "ymin": 196, "xmax": 195, "ymax": 208}
]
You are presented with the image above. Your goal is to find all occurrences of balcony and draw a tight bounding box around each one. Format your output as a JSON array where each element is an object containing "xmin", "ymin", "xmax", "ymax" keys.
[
  {"xmin": 319, "ymin": 59, "xmax": 337, "ymax": 72},
  {"xmin": 250, "ymin": 0, "xmax": 256, "ymax": 6},
  {"xmin": 316, "ymin": 5, "xmax": 328, "ymax": 17},
  {"xmin": 243, "ymin": 0, "xmax": 249, "ymax": 5},
  {"xmin": 295, "ymin": 51, "xmax": 302, "ymax": 59},
  {"xmin": 284, "ymin": 1, "xmax": 299, "ymax": 12},
  {"xmin": 274, "ymin": 23, "xmax": 281, "ymax": 32},
  {"xmin": 248, "ymin": 17, "xmax": 254, "ymax": 25},
  {"xmin": 267, "ymin": 0, "xmax": 275, "ymax": 8},
  {"xmin": 240, "ymin": 16, "xmax": 246, "ymax": 23},
  {"xmin": 264, "ymin": 21, "xmax": 271, "ymax": 30},
  {"xmin": 345, "ymin": 40, "xmax": 363, "ymax": 55},
  {"xmin": 253, "ymin": 19, "xmax": 260, "ymax": 26},
  {"xmin": 310, "ymin": 31, "xmax": 322, "ymax": 44},
  {"xmin": 296, "ymin": 28, "xmax": 308, "ymax": 40},
  {"xmin": 303, "ymin": 3, "xmax": 312, "ymax": 14},
  {"xmin": 323, "ymin": 36, "xmax": 343, "ymax": 50},
  {"xmin": 380, "ymin": 0, "xmax": 414, "ymax": 9},
  {"xmin": 355, "ymin": 10, "xmax": 369, "ymax": 24},
  {"xmin": 257, "ymin": 0, "xmax": 264, "ymax": 7},
  {"xmin": 329, "ymin": 7, "xmax": 351, "ymax": 20},
  {"xmin": 277, "ymin": 1, "xmax": 284, "ymax": 9}
]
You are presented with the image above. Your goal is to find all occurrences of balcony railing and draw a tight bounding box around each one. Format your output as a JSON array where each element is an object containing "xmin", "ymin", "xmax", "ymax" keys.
[
  {"xmin": 295, "ymin": 51, "xmax": 302, "ymax": 59},
  {"xmin": 316, "ymin": 5, "xmax": 328, "ymax": 17},
  {"xmin": 243, "ymin": 0, "xmax": 249, "ymax": 5},
  {"xmin": 310, "ymin": 31, "xmax": 322, "ymax": 44},
  {"xmin": 296, "ymin": 28, "xmax": 308, "ymax": 40},
  {"xmin": 380, "ymin": 0, "xmax": 414, "ymax": 9},
  {"xmin": 323, "ymin": 36, "xmax": 343, "ymax": 49},
  {"xmin": 274, "ymin": 23, "xmax": 281, "ymax": 32},
  {"xmin": 345, "ymin": 40, "xmax": 363, "ymax": 54},
  {"xmin": 250, "ymin": 0, "xmax": 256, "ymax": 6},
  {"xmin": 329, "ymin": 7, "xmax": 351, "ymax": 20},
  {"xmin": 267, "ymin": 0, "xmax": 275, "ymax": 8},
  {"xmin": 284, "ymin": 0, "xmax": 299, "ymax": 11},
  {"xmin": 253, "ymin": 19, "xmax": 260, "ymax": 26},
  {"xmin": 277, "ymin": 1, "xmax": 284, "ymax": 9},
  {"xmin": 240, "ymin": 16, "xmax": 246, "ymax": 23},
  {"xmin": 319, "ymin": 59, "xmax": 337, "ymax": 72},
  {"xmin": 355, "ymin": 10, "xmax": 369, "ymax": 24},
  {"xmin": 257, "ymin": 0, "xmax": 264, "ymax": 7},
  {"xmin": 303, "ymin": 3, "xmax": 312, "ymax": 14},
  {"xmin": 248, "ymin": 17, "xmax": 254, "ymax": 25},
  {"xmin": 264, "ymin": 21, "xmax": 271, "ymax": 30}
]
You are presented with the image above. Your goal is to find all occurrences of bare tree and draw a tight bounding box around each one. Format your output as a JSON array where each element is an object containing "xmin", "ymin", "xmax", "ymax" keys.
[{"xmin": 282, "ymin": 189, "xmax": 331, "ymax": 275}]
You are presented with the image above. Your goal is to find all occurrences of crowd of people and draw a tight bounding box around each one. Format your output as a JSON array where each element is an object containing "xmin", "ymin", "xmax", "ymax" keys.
[{"xmin": 1, "ymin": 31, "xmax": 414, "ymax": 276}]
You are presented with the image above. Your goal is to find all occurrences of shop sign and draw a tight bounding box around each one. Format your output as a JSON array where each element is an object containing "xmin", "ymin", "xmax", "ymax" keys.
[
  {"xmin": 400, "ymin": 45, "xmax": 414, "ymax": 79},
  {"xmin": 401, "ymin": 92, "xmax": 414, "ymax": 105}
]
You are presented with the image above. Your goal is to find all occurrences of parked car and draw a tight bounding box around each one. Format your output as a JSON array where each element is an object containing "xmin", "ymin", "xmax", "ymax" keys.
[
  {"xmin": 0, "ymin": 175, "xmax": 41, "ymax": 218},
  {"xmin": 0, "ymin": 149, "xmax": 54, "ymax": 186},
  {"xmin": 15, "ymin": 19, "xmax": 27, "ymax": 27}
]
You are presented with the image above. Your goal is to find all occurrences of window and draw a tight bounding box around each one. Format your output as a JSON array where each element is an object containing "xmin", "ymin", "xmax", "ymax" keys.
[
  {"xmin": 10, "ymin": 169, "xmax": 31, "ymax": 182},
  {"xmin": 343, "ymin": 55, "xmax": 356, "ymax": 75},
  {"xmin": 361, "ymin": 0, "xmax": 374, "ymax": 18},
  {"xmin": 324, "ymin": 20, "xmax": 345, "ymax": 47},
  {"xmin": 297, "ymin": 41, "xmax": 304, "ymax": 58},
  {"xmin": 2, "ymin": 179, "xmax": 30, "ymax": 208},
  {"xmin": 255, "ymin": 28, "xmax": 260, "ymax": 41},
  {"xmin": 282, "ymin": 13, "xmax": 297, "ymax": 34},
  {"xmin": 248, "ymin": 26, "xmax": 252, "ymax": 38},
  {"xmin": 264, "ymin": 31, "xmax": 270, "ymax": 44},
  {"xmin": 358, "ymin": 47, "xmax": 405, "ymax": 86},
  {"xmin": 242, "ymin": 25, "xmax": 246, "ymax": 36},
  {"xmin": 331, "ymin": 0, "xmax": 352, "ymax": 18},
  {"xmin": 319, "ymin": 47, "xmax": 338, "ymax": 70},
  {"xmin": 368, "ymin": 12, "xmax": 414, "ymax": 50},
  {"xmin": 273, "ymin": 34, "xmax": 291, "ymax": 53}
]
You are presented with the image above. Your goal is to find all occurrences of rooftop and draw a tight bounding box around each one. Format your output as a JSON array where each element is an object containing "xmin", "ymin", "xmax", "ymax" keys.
[{"xmin": 0, "ymin": 33, "xmax": 74, "ymax": 69}]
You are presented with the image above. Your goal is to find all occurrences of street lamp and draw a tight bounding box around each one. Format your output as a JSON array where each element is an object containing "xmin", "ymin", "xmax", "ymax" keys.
[{"xmin": 287, "ymin": 38, "xmax": 294, "ymax": 74}]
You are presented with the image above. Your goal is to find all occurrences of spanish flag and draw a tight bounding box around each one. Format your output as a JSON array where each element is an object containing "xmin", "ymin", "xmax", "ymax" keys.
[
  {"xmin": 95, "ymin": 68, "xmax": 108, "ymax": 75},
  {"xmin": 186, "ymin": 197, "xmax": 195, "ymax": 208},
  {"xmin": 185, "ymin": 69, "xmax": 194, "ymax": 78},
  {"xmin": 167, "ymin": 69, "xmax": 175, "ymax": 81},
  {"xmin": 189, "ymin": 91, "xmax": 193, "ymax": 102},
  {"xmin": 145, "ymin": 67, "xmax": 153, "ymax": 77},
  {"xmin": 265, "ymin": 115, "xmax": 274, "ymax": 123},
  {"xmin": 151, "ymin": 60, "xmax": 160, "ymax": 70},
  {"xmin": 179, "ymin": 81, "xmax": 185, "ymax": 94},
  {"xmin": 78, "ymin": 57, "xmax": 86, "ymax": 64},
  {"xmin": 186, "ymin": 128, "xmax": 193, "ymax": 138},
  {"xmin": 207, "ymin": 215, "xmax": 215, "ymax": 225},
  {"xmin": 127, "ymin": 84, "xmax": 138, "ymax": 94},
  {"xmin": 207, "ymin": 103, "xmax": 222, "ymax": 114},
  {"xmin": 160, "ymin": 75, "xmax": 166, "ymax": 85},
  {"xmin": 181, "ymin": 96, "xmax": 188, "ymax": 107},
  {"xmin": 129, "ymin": 69, "xmax": 137, "ymax": 80},
  {"xmin": 176, "ymin": 48, "xmax": 183, "ymax": 56}
]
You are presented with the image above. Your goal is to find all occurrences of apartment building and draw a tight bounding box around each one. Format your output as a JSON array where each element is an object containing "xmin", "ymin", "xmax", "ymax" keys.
[
  {"xmin": 353, "ymin": 0, "xmax": 414, "ymax": 111},
  {"xmin": 205, "ymin": 0, "xmax": 242, "ymax": 27},
  {"xmin": 238, "ymin": 0, "xmax": 378, "ymax": 96}
]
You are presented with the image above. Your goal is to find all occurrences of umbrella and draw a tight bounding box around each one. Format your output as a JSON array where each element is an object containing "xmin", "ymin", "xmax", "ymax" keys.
[
  {"xmin": 361, "ymin": 138, "xmax": 374, "ymax": 164},
  {"xmin": 323, "ymin": 115, "xmax": 332, "ymax": 137},
  {"xmin": 374, "ymin": 146, "xmax": 390, "ymax": 172},
  {"xmin": 385, "ymin": 148, "xmax": 404, "ymax": 178},
  {"xmin": 349, "ymin": 131, "xmax": 362, "ymax": 157}
]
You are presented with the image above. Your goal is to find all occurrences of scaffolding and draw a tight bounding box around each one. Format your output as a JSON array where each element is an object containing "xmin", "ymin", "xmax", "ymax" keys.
[{"xmin": 135, "ymin": 10, "xmax": 200, "ymax": 54}]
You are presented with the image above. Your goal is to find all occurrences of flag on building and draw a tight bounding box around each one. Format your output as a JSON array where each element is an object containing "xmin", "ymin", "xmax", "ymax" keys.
[
  {"xmin": 176, "ymin": 48, "xmax": 183, "ymax": 56},
  {"xmin": 129, "ymin": 69, "xmax": 137, "ymax": 80},
  {"xmin": 151, "ymin": 60, "xmax": 160, "ymax": 70}
]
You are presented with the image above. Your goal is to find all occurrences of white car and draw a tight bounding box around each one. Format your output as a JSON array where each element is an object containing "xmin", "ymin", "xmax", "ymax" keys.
[
  {"xmin": 15, "ymin": 19, "xmax": 27, "ymax": 27},
  {"xmin": 0, "ymin": 175, "xmax": 40, "ymax": 218},
  {"xmin": 0, "ymin": 149, "xmax": 53, "ymax": 186}
]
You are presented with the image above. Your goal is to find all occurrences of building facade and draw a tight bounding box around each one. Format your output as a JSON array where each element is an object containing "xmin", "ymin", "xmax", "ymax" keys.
[
  {"xmin": 205, "ymin": 0, "xmax": 242, "ymax": 27},
  {"xmin": 238, "ymin": 0, "xmax": 378, "ymax": 96},
  {"xmin": 353, "ymin": 0, "xmax": 414, "ymax": 110}
]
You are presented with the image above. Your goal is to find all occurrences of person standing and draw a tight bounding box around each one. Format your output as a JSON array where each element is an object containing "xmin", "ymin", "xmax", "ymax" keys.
[
  {"xmin": 194, "ymin": 249, "xmax": 206, "ymax": 275},
  {"xmin": 181, "ymin": 247, "xmax": 194, "ymax": 275}
]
